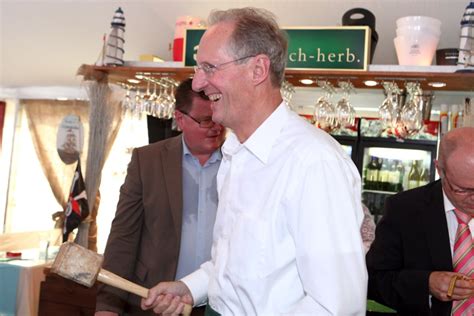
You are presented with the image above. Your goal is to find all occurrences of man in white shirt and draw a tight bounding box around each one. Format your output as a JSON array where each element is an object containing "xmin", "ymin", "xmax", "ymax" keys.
[
  {"xmin": 142, "ymin": 7, "xmax": 367, "ymax": 315},
  {"xmin": 367, "ymin": 127, "xmax": 474, "ymax": 315}
]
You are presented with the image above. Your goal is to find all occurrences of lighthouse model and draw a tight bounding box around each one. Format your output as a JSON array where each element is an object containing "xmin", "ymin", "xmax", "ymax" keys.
[
  {"xmin": 104, "ymin": 7, "xmax": 126, "ymax": 66},
  {"xmin": 458, "ymin": 2, "xmax": 474, "ymax": 71}
]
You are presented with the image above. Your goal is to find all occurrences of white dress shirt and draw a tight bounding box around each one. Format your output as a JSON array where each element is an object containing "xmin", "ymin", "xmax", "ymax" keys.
[{"xmin": 182, "ymin": 103, "xmax": 367, "ymax": 315}]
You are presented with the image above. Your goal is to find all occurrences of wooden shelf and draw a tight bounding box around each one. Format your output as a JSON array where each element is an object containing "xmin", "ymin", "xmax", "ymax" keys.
[
  {"xmin": 78, "ymin": 64, "xmax": 474, "ymax": 92},
  {"xmin": 77, "ymin": 64, "xmax": 193, "ymax": 88},
  {"xmin": 285, "ymin": 66, "xmax": 474, "ymax": 91}
]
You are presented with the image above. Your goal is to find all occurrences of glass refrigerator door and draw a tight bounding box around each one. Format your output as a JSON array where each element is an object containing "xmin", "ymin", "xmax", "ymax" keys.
[{"xmin": 361, "ymin": 147, "xmax": 434, "ymax": 222}]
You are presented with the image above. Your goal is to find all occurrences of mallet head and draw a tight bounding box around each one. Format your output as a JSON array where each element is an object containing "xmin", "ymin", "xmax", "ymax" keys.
[{"xmin": 51, "ymin": 241, "xmax": 103, "ymax": 287}]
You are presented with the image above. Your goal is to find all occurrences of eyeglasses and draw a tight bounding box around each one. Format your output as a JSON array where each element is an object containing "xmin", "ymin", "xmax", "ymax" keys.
[
  {"xmin": 193, "ymin": 55, "xmax": 255, "ymax": 76},
  {"xmin": 440, "ymin": 168, "xmax": 474, "ymax": 197},
  {"xmin": 180, "ymin": 111, "xmax": 215, "ymax": 128}
]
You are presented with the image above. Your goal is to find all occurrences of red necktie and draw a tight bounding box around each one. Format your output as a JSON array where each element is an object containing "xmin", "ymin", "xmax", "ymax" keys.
[{"xmin": 452, "ymin": 209, "xmax": 474, "ymax": 315}]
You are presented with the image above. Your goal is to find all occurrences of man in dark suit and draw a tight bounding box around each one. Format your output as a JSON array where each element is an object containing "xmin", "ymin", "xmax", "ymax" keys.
[
  {"xmin": 95, "ymin": 78, "xmax": 226, "ymax": 316},
  {"xmin": 367, "ymin": 127, "xmax": 474, "ymax": 315}
]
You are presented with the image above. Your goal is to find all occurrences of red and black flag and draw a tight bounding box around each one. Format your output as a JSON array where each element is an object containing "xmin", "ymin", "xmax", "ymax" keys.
[{"xmin": 63, "ymin": 160, "xmax": 89, "ymax": 242}]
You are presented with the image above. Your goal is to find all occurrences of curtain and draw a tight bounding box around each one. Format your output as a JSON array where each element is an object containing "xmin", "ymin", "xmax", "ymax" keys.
[
  {"xmin": 24, "ymin": 100, "xmax": 89, "ymax": 214},
  {"xmin": 24, "ymin": 90, "xmax": 122, "ymax": 251}
]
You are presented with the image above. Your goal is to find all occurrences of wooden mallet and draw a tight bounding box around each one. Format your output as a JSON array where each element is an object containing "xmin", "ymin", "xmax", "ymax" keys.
[{"xmin": 51, "ymin": 242, "xmax": 192, "ymax": 315}]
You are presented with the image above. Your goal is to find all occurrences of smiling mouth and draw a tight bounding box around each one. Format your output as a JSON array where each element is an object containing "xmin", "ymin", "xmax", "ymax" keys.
[{"xmin": 208, "ymin": 94, "xmax": 222, "ymax": 102}]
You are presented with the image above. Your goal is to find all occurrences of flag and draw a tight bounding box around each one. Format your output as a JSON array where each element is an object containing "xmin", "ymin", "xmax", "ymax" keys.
[{"xmin": 63, "ymin": 160, "xmax": 89, "ymax": 242}]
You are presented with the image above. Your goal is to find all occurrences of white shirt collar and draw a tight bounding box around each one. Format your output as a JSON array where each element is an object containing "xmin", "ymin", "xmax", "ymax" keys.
[
  {"xmin": 442, "ymin": 187, "xmax": 456, "ymax": 214},
  {"xmin": 222, "ymin": 101, "xmax": 287, "ymax": 164},
  {"xmin": 243, "ymin": 101, "xmax": 287, "ymax": 164}
]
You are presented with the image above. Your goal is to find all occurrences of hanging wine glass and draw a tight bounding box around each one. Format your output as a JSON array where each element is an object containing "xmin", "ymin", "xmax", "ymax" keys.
[
  {"xmin": 314, "ymin": 80, "xmax": 336, "ymax": 132},
  {"xmin": 153, "ymin": 79, "xmax": 166, "ymax": 118},
  {"xmin": 336, "ymin": 97, "xmax": 356, "ymax": 128},
  {"xmin": 142, "ymin": 77, "xmax": 152, "ymax": 115},
  {"xmin": 159, "ymin": 82, "xmax": 171, "ymax": 119},
  {"xmin": 314, "ymin": 96, "xmax": 335, "ymax": 131},
  {"xmin": 162, "ymin": 78, "xmax": 178, "ymax": 119},
  {"xmin": 133, "ymin": 86, "xmax": 143, "ymax": 120},
  {"xmin": 120, "ymin": 84, "xmax": 133, "ymax": 118},
  {"xmin": 336, "ymin": 81, "xmax": 356, "ymax": 129},
  {"xmin": 168, "ymin": 82, "xmax": 177, "ymax": 119},
  {"xmin": 313, "ymin": 81, "xmax": 336, "ymax": 132},
  {"xmin": 379, "ymin": 82, "xmax": 395, "ymax": 129},
  {"xmin": 146, "ymin": 79, "xmax": 158, "ymax": 116},
  {"xmin": 401, "ymin": 82, "xmax": 423, "ymax": 135}
]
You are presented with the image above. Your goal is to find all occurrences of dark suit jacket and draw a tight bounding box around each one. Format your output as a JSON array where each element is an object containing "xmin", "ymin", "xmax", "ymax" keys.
[
  {"xmin": 96, "ymin": 135, "xmax": 184, "ymax": 315},
  {"xmin": 366, "ymin": 180, "xmax": 453, "ymax": 315}
]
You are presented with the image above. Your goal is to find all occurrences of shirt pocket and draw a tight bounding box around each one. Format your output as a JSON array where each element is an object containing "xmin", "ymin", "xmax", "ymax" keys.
[{"xmin": 225, "ymin": 216, "xmax": 272, "ymax": 279}]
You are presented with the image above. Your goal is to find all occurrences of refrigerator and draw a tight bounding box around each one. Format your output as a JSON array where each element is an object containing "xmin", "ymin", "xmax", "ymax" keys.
[
  {"xmin": 328, "ymin": 118, "xmax": 439, "ymax": 222},
  {"xmin": 354, "ymin": 118, "xmax": 439, "ymax": 222}
]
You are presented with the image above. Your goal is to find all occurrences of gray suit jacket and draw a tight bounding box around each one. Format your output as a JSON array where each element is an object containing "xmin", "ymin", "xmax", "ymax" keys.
[{"xmin": 96, "ymin": 135, "xmax": 184, "ymax": 315}]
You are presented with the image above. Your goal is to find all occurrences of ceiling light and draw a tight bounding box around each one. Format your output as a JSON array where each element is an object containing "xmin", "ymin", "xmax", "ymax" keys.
[
  {"xmin": 363, "ymin": 80, "xmax": 378, "ymax": 87},
  {"xmin": 56, "ymin": 97, "xmax": 68, "ymax": 101},
  {"xmin": 428, "ymin": 82, "xmax": 446, "ymax": 88},
  {"xmin": 127, "ymin": 79, "xmax": 140, "ymax": 84},
  {"xmin": 299, "ymin": 79, "xmax": 314, "ymax": 85}
]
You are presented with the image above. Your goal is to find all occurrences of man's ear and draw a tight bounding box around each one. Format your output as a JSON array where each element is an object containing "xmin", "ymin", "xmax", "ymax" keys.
[
  {"xmin": 252, "ymin": 54, "xmax": 271, "ymax": 85},
  {"xmin": 175, "ymin": 110, "xmax": 185, "ymax": 130}
]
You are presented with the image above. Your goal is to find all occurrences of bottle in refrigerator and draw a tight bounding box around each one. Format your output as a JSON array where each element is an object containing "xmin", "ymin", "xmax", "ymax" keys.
[
  {"xmin": 376, "ymin": 158, "xmax": 384, "ymax": 190},
  {"xmin": 364, "ymin": 156, "xmax": 379, "ymax": 190},
  {"xmin": 378, "ymin": 159, "xmax": 390, "ymax": 191},
  {"xmin": 419, "ymin": 167, "xmax": 430, "ymax": 186},
  {"xmin": 396, "ymin": 160, "xmax": 405, "ymax": 192},
  {"xmin": 407, "ymin": 160, "xmax": 421, "ymax": 189},
  {"xmin": 388, "ymin": 160, "xmax": 402, "ymax": 192}
]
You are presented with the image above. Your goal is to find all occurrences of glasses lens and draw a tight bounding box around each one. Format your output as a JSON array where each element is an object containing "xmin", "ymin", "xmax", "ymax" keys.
[
  {"xmin": 444, "ymin": 173, "xmax": 474, "ymax": 196},
  {"xmin": 200, "ymin": 120, "xmax": 214, "ymax": 128}
]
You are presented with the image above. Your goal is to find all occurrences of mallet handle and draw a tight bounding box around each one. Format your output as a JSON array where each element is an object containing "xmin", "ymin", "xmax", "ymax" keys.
[{"xmin": 98, "ymin": 268, "xmax": 192, "ymax": 315}]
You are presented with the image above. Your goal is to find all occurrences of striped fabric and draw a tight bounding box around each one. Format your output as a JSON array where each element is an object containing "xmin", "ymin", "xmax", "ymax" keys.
[{"xmin": 452, "ymin": 209, "xmax": 474, "ymax": 316}]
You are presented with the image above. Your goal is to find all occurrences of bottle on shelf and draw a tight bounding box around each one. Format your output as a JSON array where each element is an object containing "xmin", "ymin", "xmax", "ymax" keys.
[
  {"xmin": 388, "ymin": 160, "xmax": 402, "ymax": 192},
  {"xmin": 378, "ymin": 158, "xmax": 390, "ymax": 191},
  {"xmin": 440, "ymin": 103, "xmax": 449, "ymax": 136},
  {"xmin": 419, "ymin": 167, "xmax": 430, "ymax": 186},
  {"xmin": 407, "ymin": 160, "xmax": 421, "ymax": 190},
  {"xmin": 464, "ymin": 97, "xmax": 472, "ymax": 127},
  {"xmin": 451, "ymin": 104, "xmax": 460, "ymax": 129},
  {"xmin": 364, "ymin": 156, "xmax": 379, "ymax": 190},
  {"xmin": 376, "ymin": 157, "xmax": 383, "ymax": 190},
  {"xmin": 396, "ymin": 160, "xmax": 405, "ymax": 192}
]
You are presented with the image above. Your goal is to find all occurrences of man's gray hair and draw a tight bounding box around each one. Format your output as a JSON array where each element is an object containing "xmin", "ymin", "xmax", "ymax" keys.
[{"xmin": 208, "ymin": 7, "xmax": 288, "ymax": 87}]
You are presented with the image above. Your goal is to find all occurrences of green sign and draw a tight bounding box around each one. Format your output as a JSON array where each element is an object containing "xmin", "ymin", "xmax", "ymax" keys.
[
  {"xmin": 183, "ymin": 28, "xmax": 206, "ymax": 68},
  {"xmin": 184, "ymin": 27, "xmax": 371, "ymax": 71}
]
